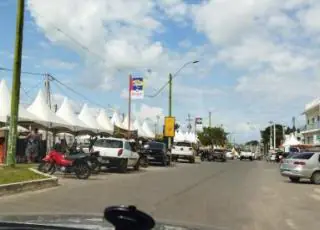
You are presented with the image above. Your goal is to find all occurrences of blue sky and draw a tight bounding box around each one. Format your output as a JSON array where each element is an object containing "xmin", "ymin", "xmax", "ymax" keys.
[{"xmin": 1, "ymin": 0, "xmax": 320, "ymax": 142}]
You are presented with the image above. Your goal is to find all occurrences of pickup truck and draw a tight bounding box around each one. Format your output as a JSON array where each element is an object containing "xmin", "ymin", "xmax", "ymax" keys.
[{"xmin": 240, "ymin": 151, "xmax": 254, "ymax": 161}]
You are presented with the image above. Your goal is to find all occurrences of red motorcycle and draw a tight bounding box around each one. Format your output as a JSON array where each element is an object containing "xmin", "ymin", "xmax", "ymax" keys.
[{"xmin": 38, "ymin": 149, "xmax": 91, "ymax": 179}]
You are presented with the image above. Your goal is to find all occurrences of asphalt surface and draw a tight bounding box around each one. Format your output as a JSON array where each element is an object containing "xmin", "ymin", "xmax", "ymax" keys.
[{"xmin": 0, "ymin": 160, "xmax": 319, "ymax": 230}]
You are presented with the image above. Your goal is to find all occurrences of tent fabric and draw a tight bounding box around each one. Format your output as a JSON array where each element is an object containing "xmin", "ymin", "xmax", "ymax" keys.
[
  {"xmin": 142, "ymin": 120, "xmax": 155, "ymax": 139},
  {"xmin": 27, "ymin": 90, "xmax": 72, "ymax": 129},
  {"xmin": 56, "ymin": 98, "xmax": 89, "ymax": 132},
  {"xmin": 96, "ymin": 110, "xmax": 114, "ymax": 134},
  {"xmin": 282, "ymin": 134, "xmax": 301, "ymax": 147},
  {"xmin": 111, "ymin": 111, "xmax": 124, "ymax": 129},
  {"xmin": 122, "ymin": 115, "xmax": 135, "ymax": 131},
  {"xmin": 133, "ymin": 119, "xmax": 147, "ymax": 137},
  {"xmin": 78, "ymin": 104, "xmax": 104, "ymax": 132},
  {"xmin": 0, "ymin": 79, "xmax": 37, "ymax": 122},
  {"xmin": 174, "ymin": 130, "xmax": 185, "ymax": 142}
]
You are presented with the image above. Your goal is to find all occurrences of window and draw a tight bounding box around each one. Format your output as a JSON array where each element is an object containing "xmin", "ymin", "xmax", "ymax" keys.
[
  {"xmin": 124, "ymin": 142, "xmax": 132, "ymax": 151},
  {"xmin": 175, "ymin": 142, "xmax": 191, "ymax": 147},
  {"xmin": 94, "ymin": 139, "xmax": 123, "ymax": 148},
  {"xmin": 146, "ymin": 142, "xmax": 164, "ymax": 150},
  {"xmin": 291, "ymin": 152, "xmax": 314, "ymax": 160}
]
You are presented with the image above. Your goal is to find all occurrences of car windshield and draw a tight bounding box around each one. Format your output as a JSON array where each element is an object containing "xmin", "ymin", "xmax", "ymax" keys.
[
  {"xmin": 175, "ymin": 142, "xmax": 191, "ymax": 147},
  {"xmin": 94, "ymin": 139, "xmax": 123, "ymax": 148},
  {"xmin": 145, "ymin": 142, "xmax": 164, "ymax": 150},
  {"xmin": 291, "ymin": 152, "xmax": 314, "ymax": 160},
  {"xmin": 2, "ymin": 1, "xmax": 319, "ymax": 229}
]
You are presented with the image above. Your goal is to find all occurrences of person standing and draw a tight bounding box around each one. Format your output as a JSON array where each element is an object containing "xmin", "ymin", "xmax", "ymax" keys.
[
  {"xmin": 0, "ymin": 137, "xmax": 5, "ymax": 164},
  {"xmin": 25, "ymin": 128, "xmax": 41, "ymax": 163}
]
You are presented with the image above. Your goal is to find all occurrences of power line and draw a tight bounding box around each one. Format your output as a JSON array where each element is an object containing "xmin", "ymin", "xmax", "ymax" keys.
[
  {"xmin": 48, "ymin": 73, "xmax": 112, "ymax": 110},
  {"xmin": 0, "ymin": 66, "xmax": 44, "ymax": 76}
]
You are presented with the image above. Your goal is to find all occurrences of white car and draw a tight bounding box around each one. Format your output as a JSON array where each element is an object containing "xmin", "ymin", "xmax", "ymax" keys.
[
  {"xmin": 240, "ymin": 151, "xmax": 254, "ymax": 161},
  {"xmin": 92, "ymin": 137, "xmax": 140, "ymax": 172},
  {"xmin": 171, "ymin": 141, "xmax": 195, "ymax": 163}
]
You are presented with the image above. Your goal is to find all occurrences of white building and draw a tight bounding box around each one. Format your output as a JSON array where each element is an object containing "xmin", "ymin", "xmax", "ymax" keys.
[{"xmin": 301, "ymin": 98, "xmax": 320, "ymax": 144}]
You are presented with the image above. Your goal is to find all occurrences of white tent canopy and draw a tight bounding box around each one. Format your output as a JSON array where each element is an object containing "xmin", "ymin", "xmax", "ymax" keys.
[
  {"xmin": 133, "ymin": 119, "xmax": 147, "ymax": 137},
  {"xmin": 96, "ymin": 109, "xmax": 113, "ymax": 134},
  {"xmin": 56, "ymin": 98, "xmax": 89, "ymax": 132},
  {"xmin": 122, "ymin": 115, "xmax": 135, "ymax": 131},
  {"xmin": 174, "ymin": 130, "xmax": 185, "ymax": 142},
  {"xmin": 0, "ymin": 79, "xmax": 37, "ymax": 122},
  {"xmin": 282, "ymin": 134, "xmax": 301, "ymax": 147},
  {"xmin": 142, "ymin": 120, "xmax": 155, "ymax": 139},
  {"xmin": 78, "ymin": 104, "xmax": 104, "ymax": 132},
  {"xmin": 27, "ymin": 90, "xmax": 72, "ymax": 128},
  {"xmin": 111, "ymin": 111, "xmax": 124, "ymax": 129}
]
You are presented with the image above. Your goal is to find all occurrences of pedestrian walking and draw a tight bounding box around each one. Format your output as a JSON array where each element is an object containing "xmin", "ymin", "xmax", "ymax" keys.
[{"xmin": 25, "ymin": 128, "xmax": 41, "ymax": 163}]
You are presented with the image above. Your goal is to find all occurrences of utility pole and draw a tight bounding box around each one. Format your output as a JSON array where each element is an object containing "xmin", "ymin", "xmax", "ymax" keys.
[
  {"xmin": 44, "ymin": 74, "xmax": 52, "ymax": 150},
  {"xmin": 6, "ymin": 0, "xmax": 25, "ymax": 167},
  {"xmin": 168, "ymin": 73, "xmax": 173, "ymax": 149},
  {"xmin": 156, "ymin": 115, "xmax": 160, "ymax": 136},
  {"xmin": 269, "ymin": 121, "xmax": 273, "ymax": 150},
  {"xmin": 273, "ymin": 122, "xmax": 276, "ymax": 149},
  {"xmin": 209, "ymin": 111, "xmax": 212, "ymax": 128},
  {"xmin": 186, "ymin": 113, "xmax": 193, "ymax": 133},
  {"xmin": 44, "ymin": 74, "xmax": 52, "ymax": 110}
]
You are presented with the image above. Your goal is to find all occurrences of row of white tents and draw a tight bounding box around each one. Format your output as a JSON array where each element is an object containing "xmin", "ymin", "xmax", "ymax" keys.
[
  {"xmin": 0, "ymin": 79, "xmax": 155, "ymax": 139},
  {"xmin": 174, "ymin": 130, "xmax": 198, "ymax": 143},
  {"xmin": 0, "ymin": 79, "xmax": 199, "ymax": 143}
]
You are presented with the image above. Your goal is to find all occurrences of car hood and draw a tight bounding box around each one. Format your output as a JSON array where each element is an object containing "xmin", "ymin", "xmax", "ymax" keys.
[{"xmin": 0, "ymin": 215, "xmax": 221, "ymax": 230}]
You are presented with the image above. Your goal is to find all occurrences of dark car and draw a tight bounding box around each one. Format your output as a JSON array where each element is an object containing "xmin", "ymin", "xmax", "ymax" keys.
[
  {"xmin": 140, "ymin": 141, "xmax": 171, "ymax": 166},
  {"xmin": 211, "ymin": 149, "xmax": 227, "ymax": 162}
]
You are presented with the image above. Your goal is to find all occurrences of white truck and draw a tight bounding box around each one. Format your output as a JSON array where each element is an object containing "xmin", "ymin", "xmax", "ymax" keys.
[
  {"xmin": 171, "ymin": 141, "xmax": 195, "ymax": 163},
  {"xmin": 240, "ymin": 151, "xmax": 255, "ymax": 161}
]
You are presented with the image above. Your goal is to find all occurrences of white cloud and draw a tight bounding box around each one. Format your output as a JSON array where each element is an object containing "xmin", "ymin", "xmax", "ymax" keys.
[
  {"xmin": 42, "ymin": 59, "xmax": 77, "ymax": 70},
  {"xmin": 136, "ymin": 104, "xmax": 164, "ymax": 122},
  {"xmin": 26, "ymin": 0, "xmax": 320, "ymax": 143}
]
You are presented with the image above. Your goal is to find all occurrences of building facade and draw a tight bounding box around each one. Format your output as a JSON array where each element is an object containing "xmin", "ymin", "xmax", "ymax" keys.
[{"xmin": 301, "ymin": 99, "xmax": 320, "ymax": 144}]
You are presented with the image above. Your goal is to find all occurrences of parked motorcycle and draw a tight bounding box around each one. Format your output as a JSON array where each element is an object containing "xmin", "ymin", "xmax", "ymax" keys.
[
  {"xmin": 200, "ymin": 150, "xmax": 211, "ymax": 161},
  {"xmin": 138, "ymin": 152, "xmax": 149, "ymax": 168},
  {"xmin": 38, "ymin": 149, "xmax": 92, "ymax": 179},
  {"xmin": 70, "ymin": 147, "xmax": 102, "ymax": 174}
]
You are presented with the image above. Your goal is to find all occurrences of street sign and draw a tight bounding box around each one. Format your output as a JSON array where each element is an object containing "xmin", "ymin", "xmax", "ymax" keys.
[
  {"xmin": 164, "ymin": 116, "xmax": 175, "ymax": 137},
  {"xmin": 130, "ymin": 74, "xmax": 144, "ymax": 99}
]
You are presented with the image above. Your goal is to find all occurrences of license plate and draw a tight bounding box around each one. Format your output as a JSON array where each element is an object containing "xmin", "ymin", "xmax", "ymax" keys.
[{"xmin": 147, "ymin": 156, "xmax": 155, "ymax": 160}]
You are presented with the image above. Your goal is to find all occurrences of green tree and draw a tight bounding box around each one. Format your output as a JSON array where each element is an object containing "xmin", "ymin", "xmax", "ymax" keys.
[
  {"xmin": 197, "ymin": 127, "xmax": 227, "ymax": 148},
  {"xmin": 260, "ymin": 124, "xmax": 284, "ymax": 148},
  {"xmin": 245, "ymin": 140, "xmax": 259, "ymax": 146}
]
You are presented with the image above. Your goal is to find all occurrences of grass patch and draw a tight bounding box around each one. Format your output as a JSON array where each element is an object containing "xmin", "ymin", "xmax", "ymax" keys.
[{"xmin": 0, "ymin": 164, "xmax": 47, "ymax": 185}]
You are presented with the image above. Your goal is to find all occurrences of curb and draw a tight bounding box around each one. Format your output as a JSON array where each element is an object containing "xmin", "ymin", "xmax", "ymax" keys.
[{"xmin": 0, "ymin": 168, "xmax": 59, "ymax": 197}]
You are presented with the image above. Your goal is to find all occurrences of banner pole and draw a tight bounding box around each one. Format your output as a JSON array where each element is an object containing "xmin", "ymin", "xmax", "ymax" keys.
[{"xmin": 128, "ymin": 75, "xmax": 132, "ymax": 139}]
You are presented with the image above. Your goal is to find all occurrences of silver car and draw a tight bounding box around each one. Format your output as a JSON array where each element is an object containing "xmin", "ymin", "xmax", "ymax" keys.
[{"xmin": 280, "ymin": 152, "xmax": 320, "ymax": 184}]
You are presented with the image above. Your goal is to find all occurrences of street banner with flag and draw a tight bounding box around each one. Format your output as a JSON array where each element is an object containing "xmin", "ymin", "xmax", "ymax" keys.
[{"xmin": 130, "ymin": 74, "xmax": 144, "ymax": 99}]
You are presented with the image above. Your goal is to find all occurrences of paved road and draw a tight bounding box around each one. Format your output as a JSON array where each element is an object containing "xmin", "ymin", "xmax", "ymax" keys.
[{"xmin": 0, "ymin": 160, "xmax": 319, "ymax": 230}]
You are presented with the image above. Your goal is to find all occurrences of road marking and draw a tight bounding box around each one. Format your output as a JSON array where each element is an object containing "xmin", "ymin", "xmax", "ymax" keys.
[{"xmin": 285, "ymin": 219, "xmax": 298, "ymax": 230}]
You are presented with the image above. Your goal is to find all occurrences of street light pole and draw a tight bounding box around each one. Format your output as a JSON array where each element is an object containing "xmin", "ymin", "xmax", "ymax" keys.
[
  {"xmin": 144, "ymin": 61, "xmax": 199, "ymax": 148},
  {"xmin": 168, "ymin": 73, "xmax": 173, "ymax": 149}
]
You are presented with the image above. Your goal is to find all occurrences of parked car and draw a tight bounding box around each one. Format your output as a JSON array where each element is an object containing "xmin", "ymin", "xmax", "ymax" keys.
[
  {"xmin": 280, "ymin": 151, "xmax": 320, "ymax": 184},
  {"xmin": 171, "ymin": 141, "xmax": 195, "ymax": 163},
  {"xmin": 92, "ymin": 137, "xmax": 140, "ymax": 172},
  {"xmin": 140, "ymin": 141, "xmax": 171, "ymax": 166}
]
